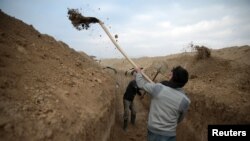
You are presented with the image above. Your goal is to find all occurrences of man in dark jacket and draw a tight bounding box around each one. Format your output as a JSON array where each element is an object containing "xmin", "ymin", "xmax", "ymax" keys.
[{"xmin": 123, "ymin": 72, "xmax": 142, "ymax": 131}]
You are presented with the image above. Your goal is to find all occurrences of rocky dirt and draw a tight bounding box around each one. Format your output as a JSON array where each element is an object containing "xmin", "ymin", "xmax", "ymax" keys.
[
  {"xmin": 0, "ymin": 10, "xmax": 116, "ymax": 141},
  {"xmin": 0, "ymin": 9, "xmax": 250, "ymax": 141},
  {"xmin": 67, "ymin": 8, "xmax": 100, "ymax": 30}
]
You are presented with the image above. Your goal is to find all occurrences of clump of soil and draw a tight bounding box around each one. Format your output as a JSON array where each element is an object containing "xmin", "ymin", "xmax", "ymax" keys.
[
  {"xmin": 114, "ymin": 34, "xmax": 118, "ymax": 42},
  {"xmin": 67, "ymin": 8, "xmax": 100, "ymax": 30},
  {"xmin": 194, "ymin": 45, "xmax": 211, "ymax": 60}
]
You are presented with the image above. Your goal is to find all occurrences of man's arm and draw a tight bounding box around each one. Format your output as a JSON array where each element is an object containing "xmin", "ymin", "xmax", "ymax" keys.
[
  {"xmin": 178, "ymin": 98, "xmax": 190, "ymax": 123},
  {"xmin": 135, "ymin": 72, "xmax": 155, "ymax": 95}
]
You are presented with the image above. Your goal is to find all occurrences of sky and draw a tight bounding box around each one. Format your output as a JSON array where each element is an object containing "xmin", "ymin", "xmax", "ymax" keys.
[{"xmin": 1, "ymin": 0, "xmax": 250, "ymax": 59}]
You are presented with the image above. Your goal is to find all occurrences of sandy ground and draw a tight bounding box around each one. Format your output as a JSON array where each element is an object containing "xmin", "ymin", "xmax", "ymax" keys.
[
  {"xmin": 0, "ymin": 10, "xmax": 116, "ymax": 141},
  {"xmin": 1, "ymin": 9, "xmax": 250, "ymax": 141}
]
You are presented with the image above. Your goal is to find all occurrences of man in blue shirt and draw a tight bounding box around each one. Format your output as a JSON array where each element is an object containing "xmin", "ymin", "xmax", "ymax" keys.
[{"xmin": 135, "ymin": 66, "xmax": 190, "ymax": 141}]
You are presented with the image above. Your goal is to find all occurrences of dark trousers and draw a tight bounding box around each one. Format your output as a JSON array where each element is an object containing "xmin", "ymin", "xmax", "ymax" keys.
[
  {"xmin": 123, "ymin": 99, "xmax": 136, "ymax": 120},
  {"xmin": 147, "ymin": 130, "xmax": 176, "ymax": 141}
]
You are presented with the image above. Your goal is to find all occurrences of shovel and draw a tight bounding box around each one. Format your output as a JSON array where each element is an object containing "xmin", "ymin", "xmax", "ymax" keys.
[
  {"xmin": 68, "ymin": 9, "xmax": 153, "ymax": 83},
  {"xmin": 141, "ymin": 63, "xmax": 168, "ymax": 97},
  {"xmin": 98, "ymin": 22, "xmax": 153, "ymax": 82},
  {"xmin": 152, "ymin": 61, "xmax": 168, "ymax": 78}
]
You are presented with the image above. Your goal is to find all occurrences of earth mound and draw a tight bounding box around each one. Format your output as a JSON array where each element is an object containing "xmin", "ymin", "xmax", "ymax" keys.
[{"xmin": 0, "ymin": 10, "xmax": 116, "ymax": 141}]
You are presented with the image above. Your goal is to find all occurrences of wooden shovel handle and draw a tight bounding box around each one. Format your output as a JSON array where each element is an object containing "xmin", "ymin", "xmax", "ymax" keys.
[{"xmin": 98, "ymin": 21, "xmax": 153, "ymax": 83}]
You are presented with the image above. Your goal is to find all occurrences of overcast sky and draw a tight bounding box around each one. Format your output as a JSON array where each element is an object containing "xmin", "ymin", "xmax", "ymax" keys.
[{"xmin": 1, "ymin": 0, "xmax": 250, "ymax": 58}]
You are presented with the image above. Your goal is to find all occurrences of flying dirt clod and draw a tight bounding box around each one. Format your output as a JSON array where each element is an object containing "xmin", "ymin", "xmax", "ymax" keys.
[
  {"xmin": 67, "ymin": 8, "xmax": 100, "ymax": 30},
  {"xmin": 67, "ymin": 8, "xmax": 153, "ymax": 82}
]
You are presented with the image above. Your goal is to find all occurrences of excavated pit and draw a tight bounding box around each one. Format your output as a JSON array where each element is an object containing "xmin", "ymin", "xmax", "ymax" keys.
[
  {"xmin": 102, "ymin": 48, "xmax": 250, "ymax": 141},
  {"xmin": 1, "ymin": 9, "xmax": 250, "ymax": 141}
]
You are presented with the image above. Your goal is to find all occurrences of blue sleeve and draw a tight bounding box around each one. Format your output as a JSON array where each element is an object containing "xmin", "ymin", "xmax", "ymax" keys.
[
  {"xmin": 178, "ymin": 98, "xmax": 190, "ymax": 123},
  {"xmin": 135, "ymin": 73, "xmax": 156, "ymax": 95}
]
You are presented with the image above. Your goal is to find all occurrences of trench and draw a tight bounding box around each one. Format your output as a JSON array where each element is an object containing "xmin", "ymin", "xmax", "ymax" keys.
[
  {"xmin": 103, "ymin": 70, "xmax": 194, "ymax": 141},
  {"xmin": 98, "ymin": 71, "xmax": 249, "ymax": 141}
]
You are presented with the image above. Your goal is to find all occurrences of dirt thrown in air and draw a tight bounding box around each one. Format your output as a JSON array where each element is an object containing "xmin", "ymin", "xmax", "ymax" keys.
[
  {"xmin": 67, "ymin": 8, "xmax": 100, "ymax": 30},
  {"xmin": 194, "ymin": 45, "xmax": 211, "ymax": 60}
]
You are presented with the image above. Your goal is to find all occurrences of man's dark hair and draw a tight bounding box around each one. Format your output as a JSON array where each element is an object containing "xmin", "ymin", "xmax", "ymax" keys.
[{"xmin": 170, "ymin": 66, "xmax": 189, "ymax": 87}]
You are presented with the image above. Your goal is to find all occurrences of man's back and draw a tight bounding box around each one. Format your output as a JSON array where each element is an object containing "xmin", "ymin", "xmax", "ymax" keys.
[
  {"xmin": 147, "ymin": 83, "xmax": 190, "ymax": 136},
  {"xmin": 123, "ymin": 80, "xmax": 140, "ymax": 101},
  {"xmin": 135, "ymin": 65, "xmax": 190, "ymax": 141}
]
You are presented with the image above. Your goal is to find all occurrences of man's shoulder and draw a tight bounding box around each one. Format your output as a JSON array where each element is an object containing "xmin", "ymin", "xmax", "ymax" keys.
[
  {"xmin": 160, "ymin": 85, "xmax": 189, "ymax": 100},
  {"xmin": 176, "ymin": 89, "xmax": 190, "ymax": 104}
]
